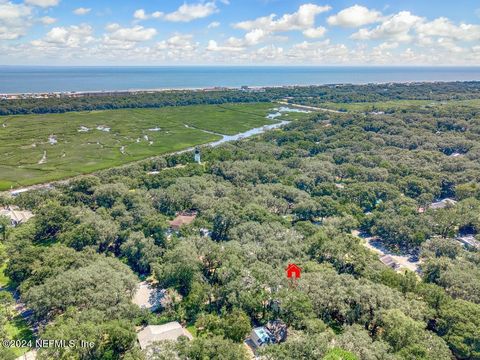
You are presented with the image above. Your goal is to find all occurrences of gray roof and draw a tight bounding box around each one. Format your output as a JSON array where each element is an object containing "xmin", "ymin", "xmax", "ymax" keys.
[
  {"xmin": 137, "ymin": 322, "xmax": 193, "ymax": 350},
  {"xmin": 380, "ymin": 255, "xmax": 397, "ymax": 268},
  {"xmin": 429, "ymin": 198, "xmax": 457, "ymax": 210},
  {"xmin": 456, "ymin": 235, "xmax": 480, "ymax": 249},
  {"xmin": 132, "ymin": 282, "xmax": 164, "ymax": 311},
  {"xmin": 0, "ymin": 206, "xmax": 34, "ymax": 225}
]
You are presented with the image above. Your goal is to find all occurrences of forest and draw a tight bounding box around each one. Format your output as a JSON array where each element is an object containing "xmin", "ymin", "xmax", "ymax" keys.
[
  {"xmin": 1, "ymin": 81, "xmax": 480, "ymax": 115},
  {"xmin": 0, "ymin": 82, "xmax": 479, "ymax": 360}
]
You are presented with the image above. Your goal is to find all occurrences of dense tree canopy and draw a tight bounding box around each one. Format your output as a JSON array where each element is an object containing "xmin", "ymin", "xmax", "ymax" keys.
[{"xmin": 1, "ymin": 82, "xmax": 480, "ymax": 359}]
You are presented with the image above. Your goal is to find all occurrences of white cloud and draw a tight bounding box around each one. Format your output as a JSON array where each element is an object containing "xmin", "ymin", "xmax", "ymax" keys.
[
  {"xmin": 73, "ymin": 7, "xmax": 91, "ymax": 16},
  {"xmin": 164, "ymin": 2, "xmax": 217, "ymax": 22},
  {"xmin": 351, "ymin": 11, "xmax": 423, "ymax": 42},
  {"xmin": 40, "ymin": 16, "xmax": 56, "ymax": 25},
  {"xmin": 303, "ymin": 26, "xmax": 327, "ymax": 38},
  {"xmin": 327, "ymin": 5, "xmax": 382, "ymax": 27},
  {"xmin": 31, "ymin": 24, "xmax": 94, "ymax": 48},
  {"xmin": 416, "ymin": 17, "xmax": 480, "ymax": 41},
  {"xmin": 244, "ymin": 28, "xmax": 269, "ymax": 45},
  {"xmin": 24, "ymin": 0, "xmax": 60, "ymax": 8},
  {"xmin": 133, "ymin": 9, "xmax": 149, "ymax": 20},
  {"xmin": 287, "ymin": 39, "xmax": 350, "ymax": 63},
  {"xmin": 157, "ymin": 34, "xmax": 197, "ymax": 50},
  {"xmin": 208, "ymin": 21, "xmax": 220, "ymax": 29},
  {"xmin": 375, "ymin": 41, "xmax": 399, "ymax": 50},
  {"xmin": 254, "ymin": 45, "xmax": 284, "ymax": 61},
  {"xmin": 234, "ymin": 3, "xmax": 331, "ymax": 33},
  {"xmin": 207, "ymin": 40, "xmax": 244, "ymax": 52},
  {"xmin": 134, "ymin": 3, "xmax": 216, "ymax": 22},
  {"xmin": 0, "ymin": 1, "xmax": 32, "ymax": 40},
  {"xmin": 105, "ymin": 24, "xmax": 157, "ymax": 42}
]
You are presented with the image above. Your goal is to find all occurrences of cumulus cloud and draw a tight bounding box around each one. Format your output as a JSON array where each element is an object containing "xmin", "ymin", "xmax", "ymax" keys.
[
  {"xmin": 208, "ymin": 21, "xmax": 220, "ymax": 29},
  {"xmin": 105, "ymin": 24, "xmax": 157, "ymax": 42},
  {"xmin": 40, "ymin": 16, "xmax": 56, "ymax": 25},
  {"xmin": 133, "ymin": 9, "xmax": 163, "ymax": 20},
  {"xmin": 1, "ymin": 2, "xmax": 480, "ymax": 66},
  {"xmin": 135, "ymin": 2, "xmax": 217, "ymax": 23},
  {"xmin": 234, "ymin": 3, "xmax": 331, "ymax": 33},
  {"xmin": 0, "ymin": 1, "xmax": 32, "ymax": 40},
  {"xmin": 207, "ymin": 40, "xmax": 244, "ymax": 52},
  {"xmin": 327, "ymin": 5, "xmax": 382, "ymax": 27},
  {"xmin": 287, "ymin": 39, "xmax": 350, "ymax": 63},
  {"xmin": 416, "ymin": 17, "xmax": 480, "ymax": 41},
  {"xmin": 352, "ymin": 12, "xmax": 480, "ymax": 45},
  {"xmin": 31, "ymin": 24, "xmax": 94, "ymax": 48},
  {"xmin": 73, "ymin": 7, "xmax": 91, "ymax": 16},
  {"xmin": 351, "ymin": 11, "xmax": 423, "ymax": 42},
  {"xmin": 164, "ymin": 2, "xmax": 218, "ymax": 22},
  {"xmin": 24, "ymin": 0, "xmax": 60, "ymax": 8},
  {"xmin": 154, "ymin": 34, "xmax": 200, "ymax": 61},
  {"xmin": 303, "ymin": 26, "xmax": 327, "ymax": 38}
]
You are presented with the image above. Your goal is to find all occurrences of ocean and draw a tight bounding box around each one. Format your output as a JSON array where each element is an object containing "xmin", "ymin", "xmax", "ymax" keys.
[{"xmin": 1, "ymin": 66, "xmax": 480, "ymax": 94}]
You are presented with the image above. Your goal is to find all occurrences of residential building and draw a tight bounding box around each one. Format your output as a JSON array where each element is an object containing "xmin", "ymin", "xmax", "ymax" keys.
[
  {"xmin": 168, "ymin": 211, "xmax": 197, "ymax": 231},
  {"xmin": 137, "ymin": 322, "xmax": 193, "ymax": 350},
  {"xmin": 0, "ymin": 206, "xmax": 34, "ymax": 226}
]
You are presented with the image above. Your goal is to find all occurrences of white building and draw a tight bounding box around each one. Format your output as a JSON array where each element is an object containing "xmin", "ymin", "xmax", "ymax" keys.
[{"xmin": 137, "ymin": 322, "xmax": 193, "ymax": 350}]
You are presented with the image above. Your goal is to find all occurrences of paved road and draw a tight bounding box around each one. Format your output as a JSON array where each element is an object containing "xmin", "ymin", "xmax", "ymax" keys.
[{"xmin": 277, "ymin": 100, "xmax": 344, "ymax": 114}]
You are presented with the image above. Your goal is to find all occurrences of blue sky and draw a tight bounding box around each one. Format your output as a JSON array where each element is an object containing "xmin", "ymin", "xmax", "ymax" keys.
[{"xmin": 0, "ymin": 0, "xmax": 479, "ymax": 65}]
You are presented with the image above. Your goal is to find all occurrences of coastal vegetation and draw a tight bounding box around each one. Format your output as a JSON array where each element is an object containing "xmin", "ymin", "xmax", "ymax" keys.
[
  {"xmin": 0, "ymin": 82, "xmax": 479, "ymax": 359},
  {"xmin": 1, "ymin": 81, "xmax": 479, "ymax": 116}
]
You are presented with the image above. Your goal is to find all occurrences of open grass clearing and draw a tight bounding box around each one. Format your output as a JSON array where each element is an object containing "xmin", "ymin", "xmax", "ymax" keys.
[{"xmin": 0, "ymin": 103, "xmax": 310, "ymax": 190}]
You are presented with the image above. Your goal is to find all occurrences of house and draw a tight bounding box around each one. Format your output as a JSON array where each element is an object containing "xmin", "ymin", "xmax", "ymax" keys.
[
  {"xmin": 168, "ymin": 211, "xmax": 197, "ymax": 231},
  {"xmin": 132, "ymin": 282, "xmax": 164, "ymax": 311},
  {"xmin": 0, "ymin": 206, "xmax": 34, "ymax": 226},
  {"xmin": 456, "ymin": 235, "xmax": 480, "ymax": 250},
  {"xmin": 137, "ymin": 322, "xmax": 193, "ymax": 350},
  {"xmin": 380, "ymin": 255, "xmax": 398, "ymax": 269},
  {"xmin": 250, "ymin": 327, "xmax": 275, "ymax": 348},
  {"xmin": 285, "ymin": 263, "xmax": 301, "ymax": 279},
  {"xmin": 249, "ymin": 321, "xmax": 287, "ymax": 349},
  {"xmin": 429, "ymin": 198, "xmax": 457, "ymax": 210}
]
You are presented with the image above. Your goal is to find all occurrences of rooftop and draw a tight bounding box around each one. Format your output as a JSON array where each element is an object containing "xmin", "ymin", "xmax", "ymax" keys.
[
  {"xmin": 456, "ymin": 235, "xmax": 480, "ymax": 250},
  {"xmin": 137, "ymin": 322, "xmax": 193, "ymax": 350},
  {"xmin": 380, "ymin": 254, "xmax": 397, "ymax": 268},
  {"xmin": 0, "ymin": 206, "xmax": 34, "ymax": 226},
  {"xmin": 429, "ymin": 198, "xmax": 457, "ymax": 210},
  {"xmin": 132, "ymin": 282, "xmax": 164, "ymax": 311},
  {"xmin": 168, "ymin": 211, "xmax": 197, "ymax": 230}
]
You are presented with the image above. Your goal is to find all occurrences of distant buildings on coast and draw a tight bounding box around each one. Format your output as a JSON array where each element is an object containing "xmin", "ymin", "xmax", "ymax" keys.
[{"xmin": 0, "ymin": 85, "xmax": 271, "ymax": 100}]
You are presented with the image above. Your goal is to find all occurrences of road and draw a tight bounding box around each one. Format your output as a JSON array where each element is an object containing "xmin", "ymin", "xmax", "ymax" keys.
[{"xmin": 277, "ymin": 100, "xmax": 344, "ymax": 114}]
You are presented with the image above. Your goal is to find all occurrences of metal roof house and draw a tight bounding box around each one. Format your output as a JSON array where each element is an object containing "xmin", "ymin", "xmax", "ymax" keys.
[
  {"xmin": 456, "ymin": 235, "xmax": 480, "ymax": 250},
  {"xmin": 429, "ymin": 198, "xmax": 457, "ymax": 210},
  {"xmin": 0, "ymin": 206, "xmax": 34, "ymax": 226},
  {"xmin": 137, "ymin": 322, "xmax": 193, "ymax": 350}
]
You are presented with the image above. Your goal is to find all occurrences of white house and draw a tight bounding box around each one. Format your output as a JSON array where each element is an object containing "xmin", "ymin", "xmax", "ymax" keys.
[{"xmin": 137, "ymin": 322, "xmax": 193, "ymax": 350}]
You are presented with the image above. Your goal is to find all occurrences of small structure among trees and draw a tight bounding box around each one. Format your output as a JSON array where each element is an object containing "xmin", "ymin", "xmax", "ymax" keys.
[
  {"xmin": 249, "ymin": 320, "xmax": 287, "ymax": 349},
  {"xmin": 168, "ymin": 211, "xmax": 197, "ymax": 231},
  {"xmin": 0, "ymin": 205, "xmax": 34, "ymax": 226}
]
